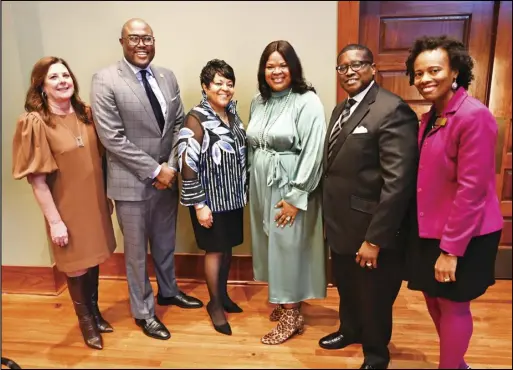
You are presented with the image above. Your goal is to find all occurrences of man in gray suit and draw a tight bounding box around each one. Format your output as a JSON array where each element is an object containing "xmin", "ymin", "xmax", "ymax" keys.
[{"xmin": 91, "ymin": 18, "xmax": 203, "ymax": 341}]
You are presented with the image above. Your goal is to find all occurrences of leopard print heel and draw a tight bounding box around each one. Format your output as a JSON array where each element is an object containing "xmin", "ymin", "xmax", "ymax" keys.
[
  {"xmin": 261, "ymin": 308, "xmax": 304, "ymax": 345},
  {"xmin": 269, "ymin": 305, "xmax": 284, "ymax": 322}
]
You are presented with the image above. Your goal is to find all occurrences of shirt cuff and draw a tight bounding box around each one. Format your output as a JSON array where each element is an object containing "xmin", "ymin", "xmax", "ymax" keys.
[{"xmin": 151, "ymin": 165, "xmax": 162, "ymax": 179}]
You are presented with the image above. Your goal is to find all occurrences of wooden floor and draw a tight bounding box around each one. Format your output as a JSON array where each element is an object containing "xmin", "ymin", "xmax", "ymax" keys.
[{"xmin": 1, "ymin": 280, "xmax": 511, "ymax": 369}]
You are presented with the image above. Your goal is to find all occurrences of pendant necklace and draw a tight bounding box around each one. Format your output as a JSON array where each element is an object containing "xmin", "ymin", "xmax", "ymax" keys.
[
  {"xmin": 57, "ymin": 113, "xmax": 84, "ymax": 148},
  {"xmin": 258, "ymin": 89, "xmax": 292, "ymax": 151}
]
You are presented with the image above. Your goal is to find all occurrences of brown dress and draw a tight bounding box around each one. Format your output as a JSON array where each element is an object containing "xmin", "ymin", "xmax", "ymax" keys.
[{"xmin": 12, "ymin": 110, "xmax": 116, "ymax": 273}]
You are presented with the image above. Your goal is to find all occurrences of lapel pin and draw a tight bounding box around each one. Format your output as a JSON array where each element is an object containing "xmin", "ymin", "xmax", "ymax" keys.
[{"xmin": 434, "ymin": 117, "xmax": 447, "ymax": 127}]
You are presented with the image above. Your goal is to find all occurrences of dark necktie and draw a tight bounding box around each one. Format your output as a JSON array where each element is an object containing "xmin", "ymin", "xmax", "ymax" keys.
[
  {"xmin": 327, "ymin": 98, "xmax": 357, "ymax": 159},
  {"xmin": 140, "ymin": 70, "xmax": 165, "ymax": 132}
]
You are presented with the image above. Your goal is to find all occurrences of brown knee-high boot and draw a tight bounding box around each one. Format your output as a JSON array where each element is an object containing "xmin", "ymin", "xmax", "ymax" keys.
[
  {"xmin": 88, "ymin": 265, "xmax": 113, "ymax": 333},
  {"xmin": 66, "ymin": 274, "xmax": 103, "ymax": 350}
]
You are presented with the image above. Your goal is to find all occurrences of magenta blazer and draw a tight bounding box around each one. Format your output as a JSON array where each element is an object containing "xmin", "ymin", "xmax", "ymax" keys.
[{"xmin": 417, "ymin": 87, "xmax": 503, "ymax": 256}]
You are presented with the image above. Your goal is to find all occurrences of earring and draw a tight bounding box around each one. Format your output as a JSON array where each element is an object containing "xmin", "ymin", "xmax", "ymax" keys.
[
  {"xmin": 451, "ymin": 79, "xmax": 458, "ymax": 90},
  {"xmin": 41, "ymin": 91, "xmax": 47, "ymax": 100}
]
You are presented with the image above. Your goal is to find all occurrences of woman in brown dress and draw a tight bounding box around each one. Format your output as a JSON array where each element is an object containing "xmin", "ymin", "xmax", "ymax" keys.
[{"xmin": 12, "ymin": 56, "xmax": 116, "ymax": 350}]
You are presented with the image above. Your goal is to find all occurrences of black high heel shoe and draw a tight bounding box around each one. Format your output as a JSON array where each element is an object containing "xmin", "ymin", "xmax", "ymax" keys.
[
  {"xmin": 223, "ymin": 299, "xmax": 243, "ymax": 313},
  {"xmin": 206, "ymin": 302, "xmax": 232, "ymax": 335}
]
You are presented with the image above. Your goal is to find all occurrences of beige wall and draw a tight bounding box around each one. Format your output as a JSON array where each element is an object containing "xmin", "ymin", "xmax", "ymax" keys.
[
  {"xmin": 1, "ymin": 1, "xmax": 337, "ymax": 266},
  {"xmin": 2, "ymin": 2, "xmax": 54, "ymax": 267}
]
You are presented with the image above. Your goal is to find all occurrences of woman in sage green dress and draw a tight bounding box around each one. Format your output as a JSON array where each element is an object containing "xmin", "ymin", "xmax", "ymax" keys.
[{"xmin": 247, "ymin": 40, "xmax": 327, "ymax": 345}]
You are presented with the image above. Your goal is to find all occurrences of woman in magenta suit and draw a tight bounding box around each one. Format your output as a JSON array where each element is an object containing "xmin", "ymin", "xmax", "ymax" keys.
[{"xmin": 405, "ymin": 35, "xmax": 503, "ymax": 369}]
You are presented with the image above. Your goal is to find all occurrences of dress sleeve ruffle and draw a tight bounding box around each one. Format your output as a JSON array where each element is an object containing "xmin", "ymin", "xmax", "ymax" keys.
[{"xmin": 12, "ymin": 112, "xmax": 58, "ymax": 180}]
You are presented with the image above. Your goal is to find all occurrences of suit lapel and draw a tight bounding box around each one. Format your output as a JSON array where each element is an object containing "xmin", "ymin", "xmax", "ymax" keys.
[
  {"xmin": 151, "ymin": 66, "xmax": 172, "ymax": 134},
  {"xmin": 323, "ymin": 102, "xmax": 346, "ymax": 171},
  {"xmin": 326, "ymin": 83, "xmax": 378, "ymax": 170},
  {"xmin": 117, "ymin": 60, "xmax": 160, "ymax": 133}
]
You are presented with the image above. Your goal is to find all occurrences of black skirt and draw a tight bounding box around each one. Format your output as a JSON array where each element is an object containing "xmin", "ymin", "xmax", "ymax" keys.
[
  {"xmin": 188, "ymin": 207, "xmax": 243, "ymax": 252},
  {"xmin": 407, "ymin": 230, "xmax": 501, "ymax": 302}
]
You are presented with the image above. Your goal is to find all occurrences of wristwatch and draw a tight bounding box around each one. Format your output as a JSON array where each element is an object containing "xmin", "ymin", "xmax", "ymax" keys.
[{"xmin": 194, "ymin": 202, "xmax": 206, "ymax": 210}]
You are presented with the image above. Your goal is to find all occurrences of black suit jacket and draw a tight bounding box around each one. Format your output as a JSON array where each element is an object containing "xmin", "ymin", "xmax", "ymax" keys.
[{"xmin": 322, "ymin": 83, "xmax": 419, "ymax": 255}]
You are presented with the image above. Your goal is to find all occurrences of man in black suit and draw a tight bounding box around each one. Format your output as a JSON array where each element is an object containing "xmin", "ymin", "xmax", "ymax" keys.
[{"xmin": 319, "ymin": 44, "xmax": 418, "ymax": 369}]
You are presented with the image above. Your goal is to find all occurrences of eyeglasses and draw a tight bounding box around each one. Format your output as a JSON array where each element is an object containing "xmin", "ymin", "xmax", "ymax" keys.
[
  {"xmin": 336, "ymin": 61, "xmax": 372, "ymax": 75},
  {"xmin": 123, "ymin": 35, "xmax": 155, "ymax": 46}
]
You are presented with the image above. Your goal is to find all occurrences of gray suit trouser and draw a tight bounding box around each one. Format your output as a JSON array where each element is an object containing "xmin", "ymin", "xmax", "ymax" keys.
[{"xmin": 115, "ymin": 188, "xmax": 179, "ymax": 319}]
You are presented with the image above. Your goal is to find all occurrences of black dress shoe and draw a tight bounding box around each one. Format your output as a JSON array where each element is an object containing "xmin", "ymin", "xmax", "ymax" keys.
[
  {"xmin": 223, "ymin": 299, "xmax": 243, "ymax": 313},
  {"xmin": 319, "ymin": 331, "xmax": 358, "ymax": 350},
  {"xmin": 157, "ymin": 291, "xmax": 204, "ymax": 309},
  {"xmin": 360, "ymin": 364, "xmax": 374, "ymax": 369},
  {"xmin": 135, "ymin": 316, "xmax": 171, "ymax": 340},
  {"xmin": 360, "ymin": 362, "xmax": 388, "ymax": 369}
]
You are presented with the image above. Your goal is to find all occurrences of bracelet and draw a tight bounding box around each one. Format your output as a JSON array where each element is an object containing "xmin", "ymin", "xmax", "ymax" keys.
[{"xmin": 194, "ymin": 202, "xmax": 206, "ymax": 210}]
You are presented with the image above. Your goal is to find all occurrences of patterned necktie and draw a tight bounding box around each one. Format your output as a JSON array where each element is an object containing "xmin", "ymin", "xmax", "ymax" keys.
[
  {"xmin": 140, "ymin": 70, "xmax": 165, "ymax": 132},
  {"xmin": 327, "ymin": 98, "xmax": 357, "ymax": 159}
]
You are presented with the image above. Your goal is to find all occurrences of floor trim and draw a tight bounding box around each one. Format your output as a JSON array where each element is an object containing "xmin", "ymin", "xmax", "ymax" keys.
[
  {"xmin": 100, "ymin": 252, "xmax": 258, "ymax": 284},
  {"xmin": 2, "ymin": 253, "xmax": 258, "ymax": 295},
  {"xmin": 1, "ymin": 264, "xmax": 67, "ymax": 296}
]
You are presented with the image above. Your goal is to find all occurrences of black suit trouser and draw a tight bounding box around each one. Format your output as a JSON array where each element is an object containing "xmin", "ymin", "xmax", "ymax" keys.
[{"xmin": 331, "ymin": 249, "xmax": 403, "ymax": 367}]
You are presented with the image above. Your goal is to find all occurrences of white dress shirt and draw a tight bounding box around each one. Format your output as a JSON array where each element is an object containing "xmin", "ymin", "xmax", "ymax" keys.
[
  {"xmin": 330, "ymin": 80, "xmax": 376, "ymax": 137},
  {"xmin": 346, "ymin": 79, "xmax": 375, "ymax": 120}
]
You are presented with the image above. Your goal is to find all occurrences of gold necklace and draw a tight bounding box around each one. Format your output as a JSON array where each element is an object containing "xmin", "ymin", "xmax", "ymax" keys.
[{"xmin": 56, "ymin": 113, "xmax": 84, "ymax": 148}]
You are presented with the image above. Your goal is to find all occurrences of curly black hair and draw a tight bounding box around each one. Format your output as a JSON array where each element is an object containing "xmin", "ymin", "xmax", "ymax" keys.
[
  {"xmin": 257, "ymin": 40, "xmax": 315, "ymax": 102},
  {"xmin": 200, "ymin": 59, "xmax": 235, "ymax": 87},
  {"xmin": 405, "ymin": 35, "xmax": 474, "ymax": 90}
]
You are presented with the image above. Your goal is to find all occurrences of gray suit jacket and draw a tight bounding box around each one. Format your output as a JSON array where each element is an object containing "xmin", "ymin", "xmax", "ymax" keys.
[{"xmin": 90, "ymin": 60, "xmax": 184, "ymax": 201}]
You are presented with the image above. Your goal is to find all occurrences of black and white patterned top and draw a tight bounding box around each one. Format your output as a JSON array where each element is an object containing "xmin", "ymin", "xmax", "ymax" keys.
[{"xmin": 178, "ymin": 96, "xmax": 247, "ymax": 212}]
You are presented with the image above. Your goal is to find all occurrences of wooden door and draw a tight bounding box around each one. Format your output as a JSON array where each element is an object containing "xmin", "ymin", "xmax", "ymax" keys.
[
  {"xmin": 495, "ymin": 118, "xmax": 512, "ymax": 278},
  {"xmin": 359, "ymin": 1, "xmax": 495, "ymax": 117},
  {"xmin": 332, "ymin": 1, "xmax": 511, "ymax": 281},
  {"xmin": 490, "ymin": 1, "xmax": 513, "ymax": 279}
]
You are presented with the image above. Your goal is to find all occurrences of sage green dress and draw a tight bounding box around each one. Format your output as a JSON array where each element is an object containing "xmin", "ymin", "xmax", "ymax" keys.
[{"xmin": 247, "ymin": 88, "xmax": 327, "ymax": 304}]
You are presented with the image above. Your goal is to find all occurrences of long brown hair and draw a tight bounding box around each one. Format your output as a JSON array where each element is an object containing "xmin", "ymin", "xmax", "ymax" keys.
[{"xmin": 24, "ymin": 56, "xmax": 91, "ymax": 126}]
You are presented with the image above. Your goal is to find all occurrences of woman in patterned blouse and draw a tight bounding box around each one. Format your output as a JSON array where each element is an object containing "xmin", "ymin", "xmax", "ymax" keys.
[{"xmin": 178, "ymin": 59, "xmax": 247, "ymax": 336}]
